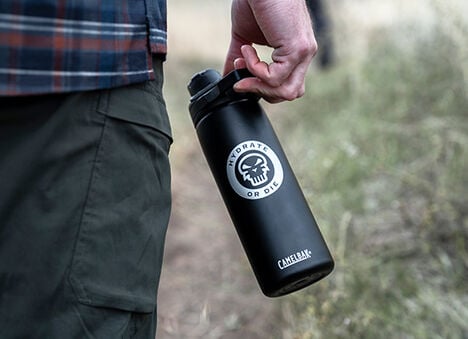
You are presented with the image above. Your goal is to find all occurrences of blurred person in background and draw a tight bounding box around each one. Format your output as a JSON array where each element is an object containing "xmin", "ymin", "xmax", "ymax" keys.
[
  {"xmin": 0, "ymin": 0, "xmax": 317, "ymax": 337},
  {"xmin": 307, "ymin": 0, "xmax": 335, "ymax": 68}
]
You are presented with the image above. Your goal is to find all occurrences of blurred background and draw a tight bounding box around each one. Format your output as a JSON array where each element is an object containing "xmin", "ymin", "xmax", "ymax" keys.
[{"xmin": 156, "ymin": 0, "xmax": 468, "ymax": 338}]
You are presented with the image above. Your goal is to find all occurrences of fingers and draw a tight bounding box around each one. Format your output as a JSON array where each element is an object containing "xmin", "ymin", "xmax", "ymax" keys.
[
  {"xmin": 234, "ymin": 68, "xmax": 307, "ymax": 103},
  {"xmin": 223, "ymin": 38, "xmax": 245, "ymax": 75},
  {"xmin": 232, "ymin": 45, "xmax": 313, "ymax": 103},
  {"xmin": 233, "ymin": 57, "xmax": 247, "ymax": 69},
  {"xmin": 240, "ymin": 45, "xmax": 290, "ymax": 88}
]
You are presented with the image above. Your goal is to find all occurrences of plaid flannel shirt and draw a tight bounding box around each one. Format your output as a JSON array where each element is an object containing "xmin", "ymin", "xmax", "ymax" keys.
[{"xmin": 0, "ymin": 0, "xmax": 167, "ymax": 95}]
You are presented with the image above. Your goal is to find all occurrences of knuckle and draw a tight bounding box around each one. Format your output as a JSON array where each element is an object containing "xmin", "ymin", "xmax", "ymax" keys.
[
  {"xmin": 297, "ymin": 36, "xmax": 318, "ymax": 58},
  {"xmin": 283, "ymin": 84, "xmax": 306, "ymax": 101},
  {"xmin": 297, "ymin": 85, "xmax": 306, "ymax": 98},
  {"xmin": 310, "ymin": 37, "xmax": 319, "ymax": 57},
  {"xmin": 282, "ymin": 87, "xmax": 299, "ymax": 101}
]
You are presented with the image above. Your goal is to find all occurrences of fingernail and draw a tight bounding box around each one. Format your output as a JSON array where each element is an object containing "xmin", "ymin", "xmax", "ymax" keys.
[{"xmin": 233, "ymin": 83, "xmax": 243, "ymax": 92}]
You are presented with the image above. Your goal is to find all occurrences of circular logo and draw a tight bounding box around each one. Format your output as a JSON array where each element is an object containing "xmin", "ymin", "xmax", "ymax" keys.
[{"xmin": 226, "ymin": 140, "xmax": 283, "ymax": 200}]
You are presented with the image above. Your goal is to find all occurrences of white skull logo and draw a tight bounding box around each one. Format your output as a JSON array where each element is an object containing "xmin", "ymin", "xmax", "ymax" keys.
[{"xmin": 238, "ymin": 153, "xmax": 270, "ymax": 187}]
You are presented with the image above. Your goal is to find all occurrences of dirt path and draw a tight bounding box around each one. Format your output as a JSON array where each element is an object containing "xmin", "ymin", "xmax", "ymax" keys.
[{"xmin": 156, "ymin": 137, "xmax": 283, "ymax": 338}]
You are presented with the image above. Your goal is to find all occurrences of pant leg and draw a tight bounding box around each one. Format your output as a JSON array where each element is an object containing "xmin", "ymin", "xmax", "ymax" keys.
[{"xmin": 0, "ymin": 59, "xmax": 172, "ymax": 339}]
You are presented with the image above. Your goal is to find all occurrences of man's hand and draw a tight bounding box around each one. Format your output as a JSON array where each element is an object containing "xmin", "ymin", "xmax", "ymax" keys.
[{"xmin": 224, "ymin": 0, "xmax": 317, "ymax": 103}]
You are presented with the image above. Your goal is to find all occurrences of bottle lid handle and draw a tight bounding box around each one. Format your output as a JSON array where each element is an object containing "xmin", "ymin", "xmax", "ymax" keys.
[{"xmin": 188, "ymin": 68, "xmax": 255, "ymax": 118}]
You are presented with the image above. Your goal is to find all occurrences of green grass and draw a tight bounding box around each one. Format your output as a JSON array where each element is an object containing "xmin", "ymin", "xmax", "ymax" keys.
[{"xmin": 276, "ymin": 13, "xmax": 468, "ymax": 339}]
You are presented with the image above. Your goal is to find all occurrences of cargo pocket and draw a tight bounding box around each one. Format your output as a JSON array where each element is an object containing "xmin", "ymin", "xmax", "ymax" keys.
[{"xmin": 69, "ymin": 80, "xmax": 172, "ymax": 313}]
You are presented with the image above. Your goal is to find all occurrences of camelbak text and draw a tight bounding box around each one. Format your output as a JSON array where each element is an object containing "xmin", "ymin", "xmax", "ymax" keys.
[{"xmin": 278, "ymin": 249, "xmax": 312, "ymax": 270}]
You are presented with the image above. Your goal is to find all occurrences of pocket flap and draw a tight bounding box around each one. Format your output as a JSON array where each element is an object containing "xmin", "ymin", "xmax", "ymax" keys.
[{"xmin": 98, "ymin": 82, "xmax": 173, "ymax": 143}]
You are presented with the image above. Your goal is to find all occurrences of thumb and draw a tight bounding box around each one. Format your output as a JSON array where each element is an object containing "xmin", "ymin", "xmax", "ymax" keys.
[{"xmin": 223, "ymin": 38, "xmax": 246, "ymax": 75}]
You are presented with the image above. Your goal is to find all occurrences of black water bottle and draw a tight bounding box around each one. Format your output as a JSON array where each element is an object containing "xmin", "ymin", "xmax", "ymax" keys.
[{"xmin": 188, "ymin": 69, "xmax": 334, "ymax": 297}]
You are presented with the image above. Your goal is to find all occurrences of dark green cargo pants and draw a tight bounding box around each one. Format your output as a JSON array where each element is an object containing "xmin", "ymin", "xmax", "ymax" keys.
[{"xmin": 0, "ymin": 59, "xmax": 172, "ymax": 338}]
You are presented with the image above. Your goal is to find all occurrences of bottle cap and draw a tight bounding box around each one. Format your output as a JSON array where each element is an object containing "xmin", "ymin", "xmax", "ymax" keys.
[
  {"xmin": 188, "ymin": 68, "xmax": 257, "ymax": 126},
  {"xmin": 188, "ymin": 69, "xmax": 222, "ymax": 97}
]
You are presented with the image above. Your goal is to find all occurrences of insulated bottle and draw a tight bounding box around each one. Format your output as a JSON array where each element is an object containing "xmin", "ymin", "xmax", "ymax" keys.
[{"xmin": 187, "ymin": 68, "xmax": 334, "ymax": 297}]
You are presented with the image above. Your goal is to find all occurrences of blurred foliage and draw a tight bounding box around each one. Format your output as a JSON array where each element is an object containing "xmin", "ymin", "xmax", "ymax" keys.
[
  {"xmin": 163, "ymin": 0, "xmax": 467, "ymax": 337},
  {"xmin": 276, "ymin": 6, "xmax": 468, "ymax": 339}
]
